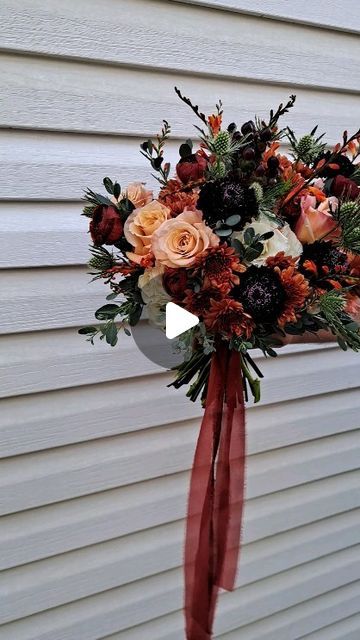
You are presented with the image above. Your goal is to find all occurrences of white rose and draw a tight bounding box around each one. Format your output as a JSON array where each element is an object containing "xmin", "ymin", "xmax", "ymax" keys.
[
  {"xmin": 147, "ymin": 301, "xmax": 167, "ymax": 330},
  {"xmin": 233, "ymin": 217, "xmax": 302, "ymax": 266},
  {"xmin": 138, "ymin": 265, "xmax": 170, "ymax": 306},
  {"xmin": 138, "ymin": 266, "xmax": 170, "ymax": 331}
]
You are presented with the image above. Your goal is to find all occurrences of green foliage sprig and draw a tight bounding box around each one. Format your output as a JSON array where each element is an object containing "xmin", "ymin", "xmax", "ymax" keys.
[
  {"xmin": 287, "ymin": 126, "xmax": 326, "ymax": 165},
  {"xmin": 336, "ymin": 200, "xmax": 360, "ymax": 254},
  {"xmin": 319, "ymin": 289, "xmax": 360, "ymax": 351},
  {"xmin": 140, "ymin": 120, "xmax": 171, "ymax": 185}
]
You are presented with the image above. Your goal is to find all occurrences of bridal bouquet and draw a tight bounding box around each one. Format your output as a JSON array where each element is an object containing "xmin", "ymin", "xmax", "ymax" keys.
[{"xmin": 80, "ymin": 90, "xmax": 360, "ymax": 639}]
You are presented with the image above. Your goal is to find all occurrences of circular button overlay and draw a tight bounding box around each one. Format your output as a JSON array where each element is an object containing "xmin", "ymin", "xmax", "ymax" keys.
[{"xmin": 131, "ymin": 275, "xmax": 198, "ymax": 370}]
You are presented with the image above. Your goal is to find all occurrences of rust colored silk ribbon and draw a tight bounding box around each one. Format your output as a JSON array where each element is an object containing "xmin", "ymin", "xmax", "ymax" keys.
[{"xmin": 184, "ymin": 345, "xmax": 246, "ymax": 640}]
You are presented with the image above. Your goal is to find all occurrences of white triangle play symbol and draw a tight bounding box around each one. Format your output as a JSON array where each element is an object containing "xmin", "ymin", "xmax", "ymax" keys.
[{"xmin": 165, "ymin": 302, "xmax": 199, "ymax": 340}]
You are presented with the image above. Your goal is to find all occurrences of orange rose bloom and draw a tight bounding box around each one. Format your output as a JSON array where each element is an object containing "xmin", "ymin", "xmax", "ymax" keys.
[
  {"xmin": 124, "ymin": 200, "xmax": 170, "ymax": 264},
  {"xmin": 295, "ymin": 195, "xmax": 339, "ymax": 244},
  {"xmin": 151, "ymin": 209, "xmax": 219, "ymax": 268}
]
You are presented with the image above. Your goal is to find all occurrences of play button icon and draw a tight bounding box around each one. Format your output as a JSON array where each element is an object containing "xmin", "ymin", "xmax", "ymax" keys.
[
  {"xmin": 165, "ymin": 302, "xmax": 199, "ymax": 339},
  {"xmin": 131, "ymin": 274, "xmax": 200, "ymax": 369}
]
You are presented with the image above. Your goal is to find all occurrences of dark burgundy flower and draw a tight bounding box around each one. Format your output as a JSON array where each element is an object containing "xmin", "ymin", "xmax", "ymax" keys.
[
  {"xmin": 330, "ymin": 175, "xmax": 359, "ymax": 201},
  {"xmin": 233, "ymin": 266, "xmax": 286, "ymax": 324},
  {"xmin": 197, "ymin": 178, "xmax": 258, "ymax": 228},
  {"xmin": 176, "ymin": 153, "xmax": 207, "ymax": 184},
  {"xmin": 90, "ymin": 205, "xmax": 123, "ymax": 246},
  {"xmin": 163, "ymin": 268, "xmax": 188, "ymax": 299}
]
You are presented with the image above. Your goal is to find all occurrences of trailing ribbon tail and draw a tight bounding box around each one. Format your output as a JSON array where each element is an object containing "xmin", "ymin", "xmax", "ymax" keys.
[{"xmin": 184, "ymin": 345, "xmax": 246, "ymax": 639}]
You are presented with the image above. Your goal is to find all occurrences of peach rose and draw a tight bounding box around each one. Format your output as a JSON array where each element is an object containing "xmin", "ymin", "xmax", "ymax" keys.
[
  {"xmin": 151, "ymin": 209, "xmax": 219, "ymax": 268},
  {"xmin": 124, "ymin": 200, "xmax": 170, "ymax": 264},
  {"xmin": 125, "ymin": 182, "xmax": 153, "ymax": 208},
  {"xmin": 112, "ymin": 182, "xmax": 153, "ymax": 209},
  {"xmin": 295, "ymin": 195, "xmax": 339, "ymax": 244}
]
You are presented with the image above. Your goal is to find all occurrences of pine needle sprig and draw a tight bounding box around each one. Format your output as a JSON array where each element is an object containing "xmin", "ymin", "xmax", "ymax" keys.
[
  {"xmin": 334, "ymin": 200, "xmax": 360, "ymax": 254},
  {"xmin": 88, "ymin": 245, "xmax": 117, "ymax": 279},
  {"xmin": 319, "ymin": 289, "xmax": 360, "ymax": 351},
  {"xmin": 83, "ymin": 188, "xmax": 113, "ymax": 208},
  {"xmin": 259, "ymin": 180, "xmax": 292, "ymax": 221}
]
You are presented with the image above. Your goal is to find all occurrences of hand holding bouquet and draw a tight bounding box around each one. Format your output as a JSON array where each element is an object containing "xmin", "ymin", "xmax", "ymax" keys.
[{"xmin": 80, "ymin": 90, "xmax": 360, "ymax": 639}]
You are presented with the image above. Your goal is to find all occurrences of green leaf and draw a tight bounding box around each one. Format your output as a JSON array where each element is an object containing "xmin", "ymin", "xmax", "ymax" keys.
[
  {"xmin": 106, "ymin": 292, "xmax": 119, "ymax": 301},
  {"xmin": 95, "ymin": 304, "xmax": 120, "ymax": 320},
  {"xmin": 103, "ymin": 177, "xmax": 114, "ymax": 195},
  {"xmin": 113, "ymin": 182, "xmax": 121, "ymax": 200},
  {"xmin": 179, "ymin": 143, "xmax": 192, "ymax": 158},
  {"xmin": 231, "ymin": 238, "xmax": 245, "ymax": 257},
  {"xmin": 225, "ymin": 214, "xmax": 241, "ymax": 227},
  {"xmin": 128, "ymin": 305, "xmax": 142, "ymax": 326},
  {"xmin": 244, "ymin": 227, "xmax": 255, "ymax": 245},
  {"xmin": 124, "ymin": 327, "xmax": 131, "ymax": 336},
  {"xmin": 260, "ymin": 231, "xmax": 274, "ymax": 241},
  {"xmin": 337, "ymin": 337, "xmax": 348, "ymax": 351},
  {"xmin": 78, "ymin": 326, "xmax": 97, "ymax": 335},
  {"xmin": 245, "ymin": 246, "xmax": 263, "ymax": 261},
  {"xmin": 215, "ymin": 227, "xmax": 232, "ymax": 237},
  {"xmin": 105, "ymin": 323, "xmax": 118, "ymax": 346}
]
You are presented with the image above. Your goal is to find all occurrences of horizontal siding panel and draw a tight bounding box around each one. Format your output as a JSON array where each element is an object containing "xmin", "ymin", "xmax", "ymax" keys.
[
  {"xmin": 1, "ymin": 423, "xmax": 359, "ymax": 514},
  {"xmin": 1, "ymin": 509, "xmax": 358, "ymax": 624},
  {"xmin": 0, "ymin": 546, "xmax": 359, "ymax": 639},
  {"xmin": 0, "ymin": 266, "xmax": 109, "ymax": 333},
  {"xmin": 1, "ymin": 346, "xmax": 359, "ymax": 456},
  {"xmin": 0, "ymin": 203, "xmax": 87, "ymax": 268},
  {"xmin": 1, "ymin": 54, "xmax": 359, "ymax": 140},
  {"xmin": 1, "ymin": 467, "xmax": 358, "ymax": 569},
  {"xmin": 0, "ymin": 1, "xmax": 359, "ymax": 92},
  {"xmin": 301, "ymin": 613, "xmax": 360, "ymax": 640},
  {"xmin": 102, "ymin": 581, "xmax": 360, "ymax": 639},
  {"xmin": 0, "ymin": 131, "xmax": 171, "ymax": 200},
  {"xmin": 0, "ymin": 328, "xmax": 335, "ymax": 398},
  {"xmin": 169, "ymin": 0, "xmax": 360, "ymax": 34}
]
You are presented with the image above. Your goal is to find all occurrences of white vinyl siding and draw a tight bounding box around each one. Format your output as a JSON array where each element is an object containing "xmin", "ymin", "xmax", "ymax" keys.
[{"xmin": 0, "ymin": 1, "xmax": 359, "ymax": 638}]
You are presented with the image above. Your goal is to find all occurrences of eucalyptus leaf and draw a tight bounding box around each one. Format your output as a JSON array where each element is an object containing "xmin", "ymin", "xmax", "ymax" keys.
[
  {"xmin": 129, "ymin": 305, "xmax": 142, "ymax": 326},
  {"xmin": 95, "ymin": 304, "xmax": 120, "ymax": 320},
  {"xmin": 245, "ymin": 247, "xmax": 262, "ymax": 261},
  {"xmin": 215, "ymin": 227, "xmax": 232, "ymax": 237},
  {"xmin": 78, "ymin": 326, "xmax": 97, "ymax": 335},
  {"xmin": 244, "ymin": 227, "xmax": 255, "ymax": 245},
  {"xmin": 105, "ymin": 323, "xmax": 118, "ymax": 346},
  {"xmin": 231, "ymin": 238, "xmax": 245, "ymax": 257},
  {"xmin": 260, "ymin": 231, "xmax": 274, "ymax": 241},
  {"xmin": 113, "ymin": 182, "xmax": 121, "ymax": 200},
  {"xmin": 225, "ymin": 214, "xmax": 241, "ymax": 227},
  {"xmin": 103, "ymin": 177, "xmax": 114, "ymax": 195}
]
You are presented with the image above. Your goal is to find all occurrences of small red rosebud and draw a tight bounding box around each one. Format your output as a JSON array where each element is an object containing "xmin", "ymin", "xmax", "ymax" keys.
[
  {"xmin": 331, "ymin": 175, "xmax": 359, "ymax": 201},
  {"xmin": 176, "ymin": 153, "xmax": 207, "ymax": 184},
  {"xmin": 163, "ymin": 268, "xmax": 188, "ymax": 299},
  {"xmin": 90, "ymin": 205, "xmax": 123, "ymax": 246}
]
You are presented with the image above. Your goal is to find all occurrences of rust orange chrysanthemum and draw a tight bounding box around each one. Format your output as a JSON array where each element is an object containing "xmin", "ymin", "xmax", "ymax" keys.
[
  {"xmin": 194, "ymin": 245, "xmax": 245, "ymax": 294},
  {"xmin": 204, "ymin": 298, "xmax": 254, "ymax": 339},
  {"xmin": 272, "ymin": 262, "xmax": 310, "ymax": 326},
  {"xmin": 158, "ymin": 179, "xmax": 199, "ymax": 216},
  {"xmin": 183, "ymin": 287, "xmax": 223, "ymax": 317}
]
